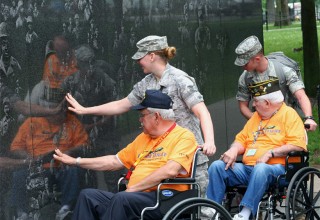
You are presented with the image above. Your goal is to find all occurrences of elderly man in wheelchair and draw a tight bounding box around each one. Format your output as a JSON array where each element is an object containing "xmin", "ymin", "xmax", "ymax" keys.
[
  {"xmin": 53, "ymin": 90, "xmax": 199, "ymax": 219},
  {"xmin": 206, "ymin": 79, "xmax": 308, "ymax": 220}
]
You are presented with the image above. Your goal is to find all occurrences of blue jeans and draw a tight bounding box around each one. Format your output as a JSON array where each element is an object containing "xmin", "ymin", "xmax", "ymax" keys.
[{"xmin": 206, "ymin": 160, "xmax": 285, "ymax": 215}]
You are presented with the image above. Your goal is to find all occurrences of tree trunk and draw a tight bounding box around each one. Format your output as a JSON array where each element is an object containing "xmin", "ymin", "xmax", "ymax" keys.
[
  {"xmin": 266, "ymin": 0, "xmax": 275, "ymax": 23},
  {"xmin": 301, "ymin": 0, "xmax": 320, "ymax": 96},
  {"xmin": 274, "ymin": 0, "xmax": 290, "ymax": 26}
]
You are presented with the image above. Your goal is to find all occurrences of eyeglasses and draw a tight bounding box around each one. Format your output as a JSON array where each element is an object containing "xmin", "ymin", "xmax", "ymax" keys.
[{"xmin": 139, "ymin": 112, "xmax": 154, "ymax": 118}]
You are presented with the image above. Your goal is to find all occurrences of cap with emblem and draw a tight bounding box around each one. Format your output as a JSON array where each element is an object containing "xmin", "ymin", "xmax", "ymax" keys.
[
  {"xmin": 132, "ymin": 36, "xmax": 168, "ymax": 60},
  {"xmin": 248, "ymin": 78, "xmax": 280, "ymax": 97},
  {"xmin": 234, "ymin": 35, "xmax": 262, "ymax": 66},
  {"xmin": 131, "ymin": 90, "xmax": 173, "ymax": 110}
]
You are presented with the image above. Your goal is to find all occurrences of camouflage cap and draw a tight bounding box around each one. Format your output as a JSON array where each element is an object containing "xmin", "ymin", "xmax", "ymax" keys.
[
  {"xmin": 234, "ymin": 35, "xmax": 262, "ymax": 66},
  {"xmin": 248, "ymin": 78, "xmax": 280, "ymax": 97},
  {"xmin": 132, "ymin": 35, "xmax": 168, "ymax": 60}
]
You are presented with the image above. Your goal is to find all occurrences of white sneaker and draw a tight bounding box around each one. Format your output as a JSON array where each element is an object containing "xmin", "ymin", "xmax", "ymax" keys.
[
  {"xmin": 55, "ymin": 205, "xmax": 71, "ymax": 220},
  {"xmin": 233, "ymin": 214, "xmax": 245, "ymax": 220},
  {"xmin": 201, "ymin": 207, "xmax": 220, "ymax": 220},
  {"xmin": 16, "ymin": 212, "xmax": 28, "ymax": 220},
  {"xmin": 201, "ymin": 207, "xmax": 216, "ymax": 218}
]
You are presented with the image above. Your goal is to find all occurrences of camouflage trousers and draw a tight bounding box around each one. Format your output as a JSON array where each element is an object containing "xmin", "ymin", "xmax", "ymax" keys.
[
  {"xmin": 195, "ymin": 162, "xmax": 209, "ymax": 199},
  {"xmin": 195, "ymin": 162, "xmax": 217, "ymax": 220}
]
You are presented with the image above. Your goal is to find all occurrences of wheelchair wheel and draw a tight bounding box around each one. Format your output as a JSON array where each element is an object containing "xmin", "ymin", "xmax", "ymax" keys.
[
  {"xmin": 285, "ymin": 167, "xmax": 320, "ymax": 219},
  {"xmin": 162, "ymin": 197, "xmax": 232, "ymax": 220}
]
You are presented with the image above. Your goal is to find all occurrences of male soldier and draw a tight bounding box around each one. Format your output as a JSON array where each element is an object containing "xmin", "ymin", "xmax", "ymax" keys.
[{"xmin": 235, "ymin": 35, "xmax": 317, "ymax": 131}]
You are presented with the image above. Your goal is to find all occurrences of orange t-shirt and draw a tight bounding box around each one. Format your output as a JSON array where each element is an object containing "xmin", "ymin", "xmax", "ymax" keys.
[
  {"xmin": 42, "ymin": 53, "xmax": 78, "ymax": 88},
  {"xmin": 235, "ymin": 103, "xmax": 307, "ymax": 166},
  {"xmin": 10, "ymin": 113, "xmax": 89, "ymax": 164},
  {"xmin": 117, "ymin": 125, "xmax": 197, "ymax": 192}
]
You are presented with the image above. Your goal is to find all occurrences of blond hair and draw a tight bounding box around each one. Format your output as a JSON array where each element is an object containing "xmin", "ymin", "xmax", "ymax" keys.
[{"xmin": 153, "ymin": 46, "xmax": 176, "ymax": 61}]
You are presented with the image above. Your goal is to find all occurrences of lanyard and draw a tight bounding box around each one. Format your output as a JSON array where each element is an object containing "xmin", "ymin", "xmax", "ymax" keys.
[
  {"xmin": 125, "ymin": 122, "xmax": 176, "ymax": 180},
  {"xmin": 252, "ymin": 110, "xmax": 278, "ymax": 146}
]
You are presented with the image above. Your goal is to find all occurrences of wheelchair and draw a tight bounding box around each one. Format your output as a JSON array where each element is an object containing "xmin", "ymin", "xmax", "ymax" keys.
[
  {"xmin": 118, "ymin": 147, "xmax": 232, "ymax": 220},
  {"xmin": 224, "ymin": 150, "xmax": 320, "ymax": 220}
]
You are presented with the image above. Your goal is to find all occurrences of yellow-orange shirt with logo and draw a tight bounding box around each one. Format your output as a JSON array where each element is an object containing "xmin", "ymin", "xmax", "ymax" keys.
[
  {"xmin": 117, "ymin": 125, "xmax": 197, "ymax": 192},
  {"xmin": 235, "ymin": 103, "xmax": 307, "ymax": 166}
]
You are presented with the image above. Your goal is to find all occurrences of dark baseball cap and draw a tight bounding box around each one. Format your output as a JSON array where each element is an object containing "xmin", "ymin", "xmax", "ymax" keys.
[{"xmin": 131, "ymin": 90, "xmax": 173, "ymax": 110}]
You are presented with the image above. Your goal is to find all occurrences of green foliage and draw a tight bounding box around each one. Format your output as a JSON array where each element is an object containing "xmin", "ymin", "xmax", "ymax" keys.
[{"xmin": 264, "ymin": 22, "xmax": 320, "ymax": 164}]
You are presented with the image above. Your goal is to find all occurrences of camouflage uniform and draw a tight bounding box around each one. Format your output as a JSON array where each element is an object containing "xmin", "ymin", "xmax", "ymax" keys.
[
  {"xmin": 234, "ymin": 35, "xmax": 305, "ymax": 106},
  {"xmin": 127, "ymin": 63, "xmax": 209, "ymax": 198}
]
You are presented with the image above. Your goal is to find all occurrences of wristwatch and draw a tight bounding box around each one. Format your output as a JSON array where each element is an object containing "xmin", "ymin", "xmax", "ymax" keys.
[{"xmin": 303, "ymin": 116, "xmax": 315, "ymax": 121}]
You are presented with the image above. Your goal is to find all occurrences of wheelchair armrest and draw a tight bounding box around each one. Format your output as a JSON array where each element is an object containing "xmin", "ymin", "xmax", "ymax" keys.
[
  {"xmin": 287, "ymin": 151, "xmax": 309, "ymax": 157},
  {"xmin": 161, "ymin": 178, "xmax": 196, "ymax": 184},
  {"xmin": 284, "ymin": 150, "xmax": 309, "ymax": 182}
]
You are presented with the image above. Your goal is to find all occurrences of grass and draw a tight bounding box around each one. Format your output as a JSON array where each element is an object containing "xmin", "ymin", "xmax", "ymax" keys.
[{"xmin": 263, "ymin": 21, "xmax": 320, "ymax": 164}]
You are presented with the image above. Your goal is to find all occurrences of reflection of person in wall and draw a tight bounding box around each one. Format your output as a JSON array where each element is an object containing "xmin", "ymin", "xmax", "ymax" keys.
[
  {"xmin": 0, "ymin": 24, "xmax": 66, "ymax": 121},
  {"xmin": 64, "ymin": 36, "xmax": 216, "ymax": 217},
  {"xmin": 0, "ymin": 23, "xmax": 22, "ymax": 92},
  {"xmin": 72, "ymin": 13, "xmax": 83, "ymax": 45},
  {"xmin": 25, "ymin": 16, "xmax": 39, "ymax": 45},
  {"xmin": 0, "ymin": 25, "xmax": 64, "ymax": 155},
  {"xmin": 9, "ymin": 91, "xmax": 90, "ymax": 220},
  {"xmin": 194, "ymin": 5, "xmax": 211, "ymax": 54},
  {"xmin": 87, "ymin": 19, "xmax": 104, "ymax": 59},
  {"xmin": 0, "ymin": 96, "xmax": 18, "ymax": 219},
  {"xmin": 25, "ymin": 15, "xmax": 41, "ymax": 89},
  {"xmin": 0, "ymin": 97, "xmax": 16, "ymax": 152},
  {"xmin": 61, "ymin": 44, "xmax": 118, "ymax": 191},
  {"xmin": 42, "ymin": 35, "xmax": 77, "ymax": 89},
  {"xmin": 15, "ymin": 7, "xmax": 24, "ymax": 29}
]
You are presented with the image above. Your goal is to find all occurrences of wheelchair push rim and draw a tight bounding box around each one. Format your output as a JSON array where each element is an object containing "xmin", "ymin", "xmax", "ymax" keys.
[{"xmin": 162, "ymin": 197, "xmax": 232, "ymax": 220}]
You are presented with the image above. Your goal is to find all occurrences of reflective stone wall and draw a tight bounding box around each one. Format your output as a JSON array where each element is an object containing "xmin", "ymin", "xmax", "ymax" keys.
[{"xmin": 0, "ymin": 0, "xmax": 262, "ymax": 219}]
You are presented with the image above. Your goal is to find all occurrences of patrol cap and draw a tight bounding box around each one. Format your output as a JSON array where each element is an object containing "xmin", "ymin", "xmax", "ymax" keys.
[
  {"xmin": 234, "ymin": 35, "xmax": 262, "ymax": 66},
  {"xmin": 132, "ymin": 35, "xmax": 168, "ymax": 60},
  {"xmin": 248, "ymin": 78, "xmax": 280, "ymax": 97},
  {"xmin": 131, "ymin": 90, "xmax": 173, "ymax": 110}
]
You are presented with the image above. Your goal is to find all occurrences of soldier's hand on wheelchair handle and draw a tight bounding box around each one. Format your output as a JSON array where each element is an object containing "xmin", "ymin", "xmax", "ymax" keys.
[
  {"xmin": 304, "ymin": 120, "xmax": 317, "ymax": 131},
  {"xmin": 201, "ymin": 142, "xmax": 216, "ymax": 156},
  {"xmin": 53, "ymin": 149, "xmax": 76, "ymax": 166}
]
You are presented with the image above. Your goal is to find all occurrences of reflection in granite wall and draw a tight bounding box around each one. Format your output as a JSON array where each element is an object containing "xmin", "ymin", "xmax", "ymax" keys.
[{"xmin": 0, "ymin": 0, "xmax": 262, "ymax": 219}]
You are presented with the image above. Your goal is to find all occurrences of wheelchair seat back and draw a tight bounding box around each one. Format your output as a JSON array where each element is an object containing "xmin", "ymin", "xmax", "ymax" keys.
[
  {"xmin": 140, "ymin": 147, "xmax": 202, "ymax": 219},
  {"xmin": 284, "ymin": 151, "xmax": 309, "ymax": 182},
  {"xmin": 159, "ymin": 188, "xmax": 198, "ymax": 215}
]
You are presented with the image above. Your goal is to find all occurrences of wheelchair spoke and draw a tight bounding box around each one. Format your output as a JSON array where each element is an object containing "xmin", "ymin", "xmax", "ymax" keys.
[
  {"xmin": 313, "ymin": 189, "xmax": 320, "ymax": 206},
  {"xmin": 309, "ymin": 173, "xmax": 316, "ymax": 204},
  {"xmin": 284, "ymin": 168, "xmax": 320, "ymax": 219}
]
